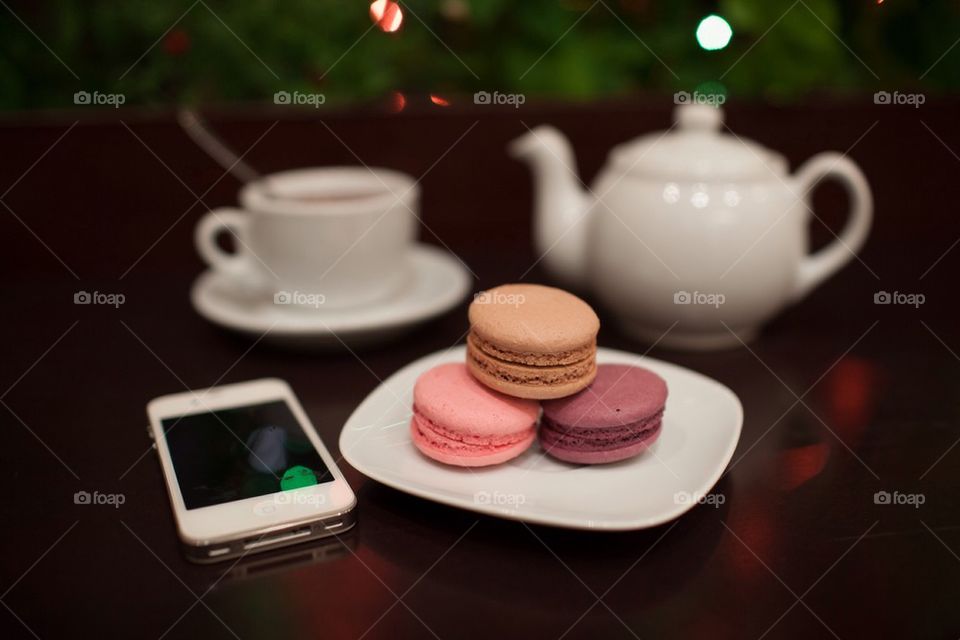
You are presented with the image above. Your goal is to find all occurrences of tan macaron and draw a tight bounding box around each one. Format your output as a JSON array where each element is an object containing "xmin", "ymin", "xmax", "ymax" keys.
[{"xmin": 466, "ymin": 284, "xmax": 600, "ymax": 399}]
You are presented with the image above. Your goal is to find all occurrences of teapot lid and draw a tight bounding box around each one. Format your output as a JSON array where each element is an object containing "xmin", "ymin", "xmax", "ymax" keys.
[{"xmin": 609, "ymin": 104, "xmax": 786, "ymax": 180}]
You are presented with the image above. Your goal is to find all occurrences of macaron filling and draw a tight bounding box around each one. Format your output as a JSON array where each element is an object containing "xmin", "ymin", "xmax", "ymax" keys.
[
  {"xmin": 467, "ymin": 334, "xmax": 596, "ymax": 387},
  {"xmin": 468, "ymin": 332, "xmax": 595, "ymax": 367},
  {"xmin": 539, "ymin": 411, "xmax": 663, "ymax": 453},
  {"xmin": 412, "ymin": 405, "xmax": 533, "ymax": 450}
]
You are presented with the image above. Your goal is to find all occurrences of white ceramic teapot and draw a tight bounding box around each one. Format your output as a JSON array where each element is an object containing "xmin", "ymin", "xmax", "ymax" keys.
[{"xmin": 510, "ymin": 104, "xmax": 872, "ymax": 350}]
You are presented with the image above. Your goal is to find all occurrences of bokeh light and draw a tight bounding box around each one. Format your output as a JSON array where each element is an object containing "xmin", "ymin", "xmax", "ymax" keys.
[
  {"xmin": 695, "ymin": 80, "xmax": 728, "ymax": 100},
  {"xmin": 696, "ymin": 15, "xmax": 733, "ymax": 51},
  {"xmin": 388, "ymin": 91, "xmax": 406, "ymax": 113},
  {"xmin": 370, "ymin": 0, "xmax": 403, "ymax": 33},
  {"xmin": 429, "ymin": 94, "xmax": 451, "ymax": 107}
]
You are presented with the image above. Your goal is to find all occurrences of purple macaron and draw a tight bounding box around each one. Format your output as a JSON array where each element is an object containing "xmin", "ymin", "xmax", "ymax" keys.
[{"xmin": 540, "ymin": 364, "xmax": 667, "ymax": 464}]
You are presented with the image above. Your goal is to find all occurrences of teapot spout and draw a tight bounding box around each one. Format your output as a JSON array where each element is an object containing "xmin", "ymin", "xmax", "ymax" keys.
[{"xmin": 509, "ymin": 126, "xmax": 591, "ymax": 288}]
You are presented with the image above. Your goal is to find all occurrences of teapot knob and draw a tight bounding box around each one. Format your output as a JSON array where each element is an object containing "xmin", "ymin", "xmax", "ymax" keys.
[{"xmin": 674, "ymin": 103, "xmax": 723, "ymax": 132}]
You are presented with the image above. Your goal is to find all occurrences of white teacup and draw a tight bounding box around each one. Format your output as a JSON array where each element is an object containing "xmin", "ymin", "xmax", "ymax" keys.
[{"xmin": 195, "ymin": 167, "xmax": 418, "ymax": 310}]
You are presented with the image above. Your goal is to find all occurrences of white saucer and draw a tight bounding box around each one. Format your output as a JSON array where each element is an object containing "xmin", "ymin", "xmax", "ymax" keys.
[
  {"xmin": 190, "ymin": 244, "xmax": 472, "ymax": 349},
  {"xmin": 340, "ymin": 346, "xmax": 743, "ymax": 530}
]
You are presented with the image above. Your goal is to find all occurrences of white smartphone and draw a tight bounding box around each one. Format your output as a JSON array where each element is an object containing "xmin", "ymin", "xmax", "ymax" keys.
[{"xmin": 146, "ymin": 378, "xmax": 356, "ymax": 563}]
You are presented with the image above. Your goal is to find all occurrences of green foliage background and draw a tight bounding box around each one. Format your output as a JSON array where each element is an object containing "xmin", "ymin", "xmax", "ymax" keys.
[{"xmin": 0, "ymin": 0, "xmax": 955, "ymax": 110}]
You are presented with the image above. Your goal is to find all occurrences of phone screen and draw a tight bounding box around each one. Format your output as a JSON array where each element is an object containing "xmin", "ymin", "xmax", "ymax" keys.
[{"xmin": 162, "ymin": 400, "xmax": 333, "ymax": 510}]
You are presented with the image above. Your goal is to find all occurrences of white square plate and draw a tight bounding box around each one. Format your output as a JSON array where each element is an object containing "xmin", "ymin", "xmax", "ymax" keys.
[{"xmin": 339, "ymin": 346, "xmax": 742, "ymax": 530}]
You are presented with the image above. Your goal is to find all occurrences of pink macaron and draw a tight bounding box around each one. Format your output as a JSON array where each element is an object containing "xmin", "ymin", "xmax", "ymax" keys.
[{"xmin": 411, "ymin": 363, "xmax": 539, "ymax": 467}]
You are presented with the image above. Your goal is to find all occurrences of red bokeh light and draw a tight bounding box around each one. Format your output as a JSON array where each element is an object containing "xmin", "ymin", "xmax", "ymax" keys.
[
  {"xmin": 370, "ymin": 0, "xmax": 403, "ymax": 33},
  {"xmin": 779, "ymin": 442, "xmax": 829, "ymax": 491},
  {"xmin": 388, "ymin": 91, "xmax": 406, "ymax": 113},
  {"xmin": 163, "ymin": 29, "xmax": 190, "ymax": 56}
]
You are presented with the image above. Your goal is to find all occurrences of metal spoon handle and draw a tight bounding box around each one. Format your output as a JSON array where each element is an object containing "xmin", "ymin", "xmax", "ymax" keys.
[{"xmin": 177, "ymin": 108, "xmax": 262, "ymax": 184}]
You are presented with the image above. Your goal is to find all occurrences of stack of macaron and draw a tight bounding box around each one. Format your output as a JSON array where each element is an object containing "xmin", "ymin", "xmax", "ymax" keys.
[{"xmin": 410, "ymin": 283, "xmax": 668, "ymax": 467}]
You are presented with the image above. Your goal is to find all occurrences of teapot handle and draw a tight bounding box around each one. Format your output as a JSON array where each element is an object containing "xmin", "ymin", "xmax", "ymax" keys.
[{"xmin": 791, "ymin": 152, "xmax": 873, "ymax": 300}]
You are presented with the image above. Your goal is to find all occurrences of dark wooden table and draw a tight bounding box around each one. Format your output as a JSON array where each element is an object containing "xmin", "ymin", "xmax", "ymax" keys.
[{"xmin": 2, "ymin": 99, "xmax": 959, "ymax": 639}]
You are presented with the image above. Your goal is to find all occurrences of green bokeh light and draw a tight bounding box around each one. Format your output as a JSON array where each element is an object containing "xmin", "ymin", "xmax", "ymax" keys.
[
  {"xmin": 696, "ymin": 15, "xmax": 733, "ymax": 51},
  {"xmin": 696, "ymin": 80, "xmax": 728, "ymax": 99},
  {"xmin": 280, "ymin": 465, "xmax": 317, "ymax": 491}
]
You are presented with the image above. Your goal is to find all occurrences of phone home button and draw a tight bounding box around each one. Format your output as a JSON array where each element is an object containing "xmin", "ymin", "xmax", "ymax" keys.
[{"xmin": 253, "ymin": 500, "xmax": 277, "ymax": 516}]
